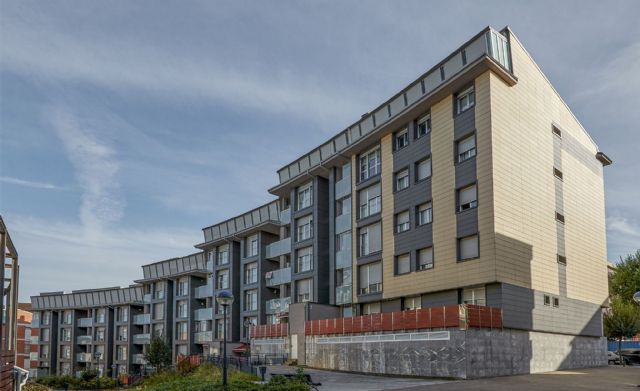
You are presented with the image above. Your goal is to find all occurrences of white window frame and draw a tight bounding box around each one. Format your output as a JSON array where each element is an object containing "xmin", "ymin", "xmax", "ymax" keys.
[
  {"xmin": 404, "ymin": 296, "xmax": 422, "ymax": 310},
  {"xmin": 217, "ymin": 270, "xmax": 229, "ymax": 289},
  {"xmin": 359, "ymin": 184, "xmax": 381, "ymax": 218},
  {"xmin": 218, "ymin": 246, "xmax": 229, "ymax": 265},
  {"xmin": 244, "ymin": 289, "xmax": 258, "ymax": 311},
  {"xmin": 358, "ymin": 262, "xmax": 382, "ymax": 295},
  {"xmin": 457, "ymin": 134, "xmax": 476, "ymax": 163},
  {"xmin": 462, "ymin": 285, "xmax": 486, "ymax": 306},
  {"xmin": 358, "ymin": 223, "xmax": 381, "ymax": 256},
  {"xmin": 396, "ymin": 211, "xmax": 410, "ymax": 233},
  {"xmin": 359, "ymin": 147, "xmax": 381, "ymax": 181},
  {"xmin": 395, "ymin": 128, "xmax": 409, "ymax": 150},
  {"xmin": 245, "ymin": 262, "xmax": 258, "ymax": 284},
  {"xmin": 296, "ymin": 214, "xmax": 313, "ymax": 241},
  {"xmin": 458, "ymin": 184, "xmax": 478, "ymax": 212},
  {"xmin": 396, "ymin": 169, "xmax": 409, "ymax": 191},
  {"xmin": 297, "ymin": 182, "xmax": 313, "ymax": 210},
  {"xmin": 417, "ymin": 247, "xmax": 434, "ymax": 270},
  {"xmin": 416, "ymin": 157, "xmax": 432, "ymax": 181},
  {"xmin": 456, "ymin": 86, "xmax": 475, "ymax": 114},
  {"xmin": 296, "ymin": 246, "xmax": 313, "ymax": 273},
  {"xmin": 296, "ymin": 278, "xmax": 313, "ymax": 303},
  {"xmin": 418, "ymin": 202, "xmax": 433, "ymax": 226},
  {"xmin": 416, "ymin": 115, "xmax": 431, "ymax": 138}
]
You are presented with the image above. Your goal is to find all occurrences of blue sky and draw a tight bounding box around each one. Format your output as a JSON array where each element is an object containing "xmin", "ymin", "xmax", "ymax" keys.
[{"xmin": 1, "ymin": 1, "xmax": 639, "ymax": 301}]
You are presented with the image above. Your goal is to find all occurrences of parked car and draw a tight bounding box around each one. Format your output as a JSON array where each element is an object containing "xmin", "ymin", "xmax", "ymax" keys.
[{"xmin": 608, "ymin": 351, "xmax": 625, "ymax": 365}]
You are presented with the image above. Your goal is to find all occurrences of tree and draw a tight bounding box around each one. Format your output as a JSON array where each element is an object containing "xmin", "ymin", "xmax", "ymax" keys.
[
  {"xmin": 609, "ymin": 250, "xmax": 640, "ymax": 303},
  {"xmin": 604, "ymin": 298, "xmax": 640, "ymax": 366},
  {"xmin": 145, "ymin": 336, "xmax": 172, "ymax": 371}
]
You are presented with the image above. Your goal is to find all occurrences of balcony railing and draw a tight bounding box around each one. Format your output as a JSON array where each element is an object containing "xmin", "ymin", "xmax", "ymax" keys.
[
  {"xmin": 133, "ymin": 313, "xmax": 151, "ymax": 325},
  {"xmin": 280, "ymin": 208, "xmax": 291, "ymax": 225},
  {"xmin": 132, "ymin": 354, "xmax": 147, "ymax": 365},
  {"xmin": 335, "ymin": 176, "xmax": 351, "ymax": 199},
  {"xmin": 336, "ymin": 285, "xmax": 352, "ymax": 305},
  {"xmin": 335, "ymin": 213, "xmax": 352, "ymax": 234},
  {"xmin": 195, "ymin": 284, "xmax": 213, "ymax": 299},
  {"xmin": 265, "ymin": 297, "xmax": 291, "ymax": 315},
  {"xmin": 132, "ymin": 333, "xmax": 150, "ymax": 345},
  {"xmin": 265, "ymin": 267, "xmax": 291, "ymax": 287},
  {"xmin": 195, "ymin": 331, "xmax": 214, "ymax": 344},
  {"xmin": 76, "ymin": 353, "xmax": 92, "ymax": 363},
  {"xmin": 143, "ymin": 294, "xmax": 152, "ymax": 303},
  {"xmin": 76, "ymin": 335, "xmax": 92, "ymax": 345},
  {"xmin": 358, "ymin": 283, "xmax": 382, "ymax": 295},
  {"xmin": 77, "ymin": 318, "xmax": 93, "ymax": 328},
  {"xmin": 194, "ymin": 307, "xmax": 213, "ymax": 321},
  {"xmin": 265, "ymin": 237, "xmax": 291, "ymax": 260},
  {"xmin": 336, "ymin": 249, "xmax": 352, "ymax": 270}
]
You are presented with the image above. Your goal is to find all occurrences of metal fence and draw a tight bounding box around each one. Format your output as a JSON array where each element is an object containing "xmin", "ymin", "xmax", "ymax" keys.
[{"xmin": 177, "ymin": 354, "xmax": 288, "ymax": 375}]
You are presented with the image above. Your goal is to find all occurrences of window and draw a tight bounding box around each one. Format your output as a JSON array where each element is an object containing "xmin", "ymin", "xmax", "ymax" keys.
[
  {"xmin": 117, "ymin": 345, "xmax": 128, "ymax": 361},
  {"xmin": 61, "ymin": 345, "xmax": 71, "ymax": 359},
  {"xmin": 218, "ymin": 245, "xmax": 229, "ymax": 265},
  {"xmin": 177, "ymin": 277, "xmax": 189, "ymax": 296},
  {"xmin": 244, "ymin": 290, "xmax": 257, "ymax": 311},
  {"xmin": 358, "ymin": 262, "xmax": 382, "ymax": 295},
  {"xmin": 244, "ymin": 262, "xmax": 258, "ymax": 284},
  {"xmin": 153, "ymin": 303, "xmax": 164, "ymax": 320},
  {"xmin": 266, "ymin": 314, "xmax": 279, "ymax": 325},
  {"xmin": 552, "ymin": 125, "xmax": 562, "ymax": 138},
  {"xmin": 359, "ymin": 147, "xmax": 381, "ymax": 181},
  {"xmin": 358, "ymin": 222, "xmax": 381, "ymax": 256},
  {"xmin": 117, "ymin": 326, "xmax": 128, "ymax": 341},
  {"xmin": 154, "ymin": 281, "xmax": 165, "ymax": 299},
  {"xmin": 404, "ymin": 296, "xmax": 421, "ymax": 310},
  {"xmin": 336, "ymin": 231, "xmax": 351, "ymax": 252},
  {"xmin": 457, "ymin": 134, "xmax": 476, "ymax": 163},
  {"xmin": 336, "ymin": 196, "xmax": 351, "ymax": 216},
  {"xmin": 296, "ymin": 214, "xmax": 313, "ymax": 241},
  {"xmin": 458, "ymin": 235, "xmax": 479, "ymax": 260},
  {"xmin": 40, "ymin": 345, "xmax": 49, "ymax": 359},
  {"xmin": 462, "ymin": 286, "xmax": 486, "ymax": 306},
  {"xmin": 296, "ymin": 278, "xmax": 313, "ymax": 303},
  {"xmin": 557, "ymin": 255, "xmax": 567, "ymax": 265},
  {"xmin": 153, "ymin": 323, "xmax": 164, "ymax": 337},
  {"xmin": 40, "ymin": 328, "xmax": 50, "ymax": 342},
  {"xmin": 556, "ymin": 212, "xmax": 565, "ymax": 224},
  {"xmin": 417, "ymin": 202, "xmax": 433, "ymax": 226},
  {"xmin": 208, "ymin": 250, "xmax": 215, "ymax": 265},
  {"xmin": 42, "ymin": 312, "xmax": 50, "ymax": 325},
  {"xmin": 297, "ymin": 182, "xmax": 313, "ymax": 210},
  {"xmin": 117, "ymin": 307, "xmax": 129, "ymax": 322},
  {"xmin": 396, "ymin": 253, "xmax": 410, "ymax": 275},
  {"xmin": 417, "ymin": 247, "xmax": 434, "ymax": 270},
  {"xmin": 416, "ymin": 115, "xmax": 431, "ymax": 138},
  {"xmin": 246, "ymin": 234, "xmax": 258, "ymax": 257},
  {"xmin": 395, "ymin": 128, "xmax": 409, "ymax": 150},
  {"xmin": 395, "ymin": 169, "xmax": 409, "ymax": 191},
  {"xmin": 95, "ymin": 328, "xmax": 105, "ymax": 342},
  {"xmin": 458, "ymin": 184, "xmax": 477, "ymax": 212},
  {"xmin": 416, "ymin": 158, "xmax": 431, "ymax": 181},
  {"xmin": 553, "ymin": 297, "xmax": 560, "ymax": 308},
  {"xmin": 359, "ymin": 183, "xmax": 381, "ymax": 218},
  {"xmin": 96, "ymin": 308, "xmax": 106, "ymax": 323},
  {"xmin": 216, "ymin": 319, "xmax": 226, "ymax": 340},
  {"xmin": 217, "ymin": 270, "xmax": 229, "ymax": 289},
  {"xmin": 296, "ymin": 246, "xmax": 313, "ymax": 273},
  {"xmin": 456, "ymin": 86, "xmax": 475, "ymax": 114},
  {"xmin": 396, "ymin": 211, "xmax": 410, "ymax": 233},
  {"xmin": 554, "ymin": 167, "xmax": 563, "ymax": 180},
  {"xmin": 544, "ymin": 295, "xmax": 551, "ymax": 306},
  {"xmin": 177, "ymin": 300, "xmax": 188, "ymax": 318},
  {"xmin": 61, "ymin": 328, "xmax": 71, "ymax": 342},
  {"xmin": 177, "ymin": 322, "xmax": 188, "ymax": 341},
  {"xmin": 63, "ymin": 311, "xmax": 72, "ymax": 325},
  {"xmin": 362, "ymin": 302, "xmax": 381, "ymax": 315}
]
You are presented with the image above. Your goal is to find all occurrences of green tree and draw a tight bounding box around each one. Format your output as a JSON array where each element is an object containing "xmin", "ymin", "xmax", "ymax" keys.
[
  {"xmin": 604, "ymin": 298, "xmax": 640, "ymax": 366},
  {"xmin": 145, "ymin": 336, "xmax": 172, "ymax": 371},
  {"xmin": 609, "ymin": 250, "xmax": 640, "ymax": 303}
]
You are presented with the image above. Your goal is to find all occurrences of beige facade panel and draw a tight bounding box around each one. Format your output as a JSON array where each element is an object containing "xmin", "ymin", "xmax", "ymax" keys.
[{"xmin": 380, "ymin": 134, "xmax": 395, "ymax": 298}]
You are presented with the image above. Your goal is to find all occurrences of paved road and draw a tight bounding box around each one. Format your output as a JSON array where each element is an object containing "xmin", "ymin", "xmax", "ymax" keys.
[
  {"xmin": 266, "ymin": 365, "xmax": 453, "ymax": 391},
  {"xmin": 397, "ymin": 366, "xmax": 640, "ymax": 391}
]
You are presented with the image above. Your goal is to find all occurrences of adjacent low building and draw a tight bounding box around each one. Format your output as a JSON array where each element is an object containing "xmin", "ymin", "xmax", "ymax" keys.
[{"xmin": 31, "ymin": 25, "xmax": 611, "ymax": 378}]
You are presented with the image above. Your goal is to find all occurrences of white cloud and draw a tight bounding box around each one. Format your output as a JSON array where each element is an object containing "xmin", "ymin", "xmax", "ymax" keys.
[
  {"xmin": 0, "ymin": 176, "xmax": 65, "ymax": 190},
  {"xmin": 9, "ymin": 214, "xmax": 200, "ymax": 301}
]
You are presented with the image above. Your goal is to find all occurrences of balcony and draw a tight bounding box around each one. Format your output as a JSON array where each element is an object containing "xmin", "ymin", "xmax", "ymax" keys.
[
  {"xmin": 195, "ymin": 331, "xmax": 213, "ymax": 344},
  {"xmin": 265, "ymin": 297, "xmax": 291, "ymax": 315},
  {"xmin": 195, "ymin": 284, "xmax": 213, "ymax": 299},
  {"xmin": 280, "ymin": 208, "xmax": 291, "ymax": 225},
  {"xmin": 335, "ymin": 177, "xmax": 351, "ymax": 199},
  {"xmin": 265, "ymin": 267, "xmax": 291, "ymax": 287},
  {"xmin": 335, "ymin": 213, "xmax": 352, "ymax": 234},
  {"xmin": 132, "ymin": 333, "xmax": 150, "ymax": 345},
  {"xmin": 336, "ymin": 285, "xmax": 352, "ymax": 305},
  {"xmin": 265, "ymin": 237, "xmax": 291, "ymax": 260},
  {"xmin": 194, "ymin": 307, "xmax": 213, "ymax": 321},
  {"xmin": 76, "ymin": 335, "xmax": 92, "ymax": 345},
  {"xmin": 76, "ymin": 353, "xmax": 92, "ymax": 363},
  {"xmin": 336, "ymin": 250, "xmax": 352, "ymax": 270},
  {"xmin": 77, "ymin": 318, "xmax": 93, "ymax": 328},
  {"xmin": 143, "ymin": 293, "xmax": 152, "ymax": 303},
  {"xmin": 133, "ymin": 313, "xmax": 151, "ymax": 325},
  {"xmin": 132, "ymin": 354, "xmax": 147, "ymax": 365}
]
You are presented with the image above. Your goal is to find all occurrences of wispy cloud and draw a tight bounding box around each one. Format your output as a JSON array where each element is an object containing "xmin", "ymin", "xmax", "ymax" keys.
[
  {"xmin": 47, "ymin": 107, "xmax": 124, "ymax": 235},
  {"xmin": 0, "ymin": 176, "xmax": 65, "ymax": 190}
]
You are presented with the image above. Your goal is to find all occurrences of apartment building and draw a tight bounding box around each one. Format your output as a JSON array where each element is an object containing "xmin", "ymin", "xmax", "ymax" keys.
[
  {"xmin": 30, "ymin": 26, "xmax": 611, "ymax": 377},
  {"xmin": 31, "ymin": 286, "xmax": 144, "ymax": 378}
]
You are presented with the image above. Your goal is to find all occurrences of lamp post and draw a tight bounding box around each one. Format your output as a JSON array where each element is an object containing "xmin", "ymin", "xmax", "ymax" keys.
[
  {"xmin": 94, "ymin": 351, "xmax": 102, "ymax": 389},
  {"xmin": 633, "ymin": 291, "xmax": 640, "ymax": 304},
  {"xmin": 216, "ymin": 290, "xmax": 234, "ymax": 389}
]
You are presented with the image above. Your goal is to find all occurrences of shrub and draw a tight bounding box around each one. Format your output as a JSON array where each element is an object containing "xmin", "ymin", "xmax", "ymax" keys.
[{"xmin": 176, "ymin": 358, "xmax": 198, "ymax": 375}]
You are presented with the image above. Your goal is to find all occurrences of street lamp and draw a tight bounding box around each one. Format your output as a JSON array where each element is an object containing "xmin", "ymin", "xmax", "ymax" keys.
[
  {"xmin": 216, "ymin": 290, "xmax": 234, "ymax": 389},
  {"xmin": 633, "ymin": 291, "xmax": 640, "ymax": 304},
  {"xmin": 94, "ymin": 351, "xmax": 102, "ymax": 389}
]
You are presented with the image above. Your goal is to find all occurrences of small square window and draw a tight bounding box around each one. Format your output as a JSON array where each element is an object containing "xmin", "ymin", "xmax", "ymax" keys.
[
  {"xmin": 553, "ymin": 297, "xmax": 560, "ymax": 307},
  {"xmin": 395, "ymin": 129, "xmax": 409, "ymax": 150},
  {"xmin": 543, "ymin": 295, "xmax": 550, "ymax": 306},
  {"xmin": 416, "ymin": 115, "xmax": 431, "ymax": 138},
  {"xmin": 553, "ymin": 167, "xmax": 563, "ymax": 180},
  {"xmin": 456, "ymin": 86, "xmax": 475, "ymax": 114},
  {"xmin": 552, "ymin": 125, "xmax": 562, "ymax": 138},
  {"xmin": 555, "ymin": 212, "xmax": 565, "ymax": 224},
  {"xmin": 557, "ymin": 255, "xmax": 567, "ymax": 265},
  {"xmin": 395, "ymin": 169, "xmax": 409, "ymax": 191}
]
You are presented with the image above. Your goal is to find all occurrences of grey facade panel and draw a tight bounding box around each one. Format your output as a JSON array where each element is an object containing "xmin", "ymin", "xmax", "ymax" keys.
[
  {"xmin": 456, "ymin": 209, "xmax": 478, "ymax": 238},
  {"xmin": 455, "ymin": 159, "xmax": 477, "ymax": 189}
]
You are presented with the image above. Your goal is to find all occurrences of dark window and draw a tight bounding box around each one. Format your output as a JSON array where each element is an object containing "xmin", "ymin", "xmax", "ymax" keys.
[
  {"xmin": 552, "ymin": 125, "xmax": 562, "ymax": 138},
  {"xmin": 553, "ymin": 297, "xmax": 560, "ymax": 308},
  {"xmin": 557, "ymin": 255, "xmax": 567, "ymax": 265},
  {"xmin": 554, "ymin": 167, "xmax": 563, "ymax": 180},
  {"xmin": 461, "ymin": 49, "xmax": 467, "ymax": 65},
  {"xmin": 555, "ymin": 212, "xmax": 565, "ymax": 224},
  {"xmin": 544, "ymin": 295, "xmax": 550, "ymax": 306}
]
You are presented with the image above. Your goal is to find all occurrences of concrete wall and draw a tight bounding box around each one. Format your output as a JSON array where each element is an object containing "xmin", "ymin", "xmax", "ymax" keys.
[{"xmin": 305, "ymin": 328, "xmax": 606, "ymax": 379}]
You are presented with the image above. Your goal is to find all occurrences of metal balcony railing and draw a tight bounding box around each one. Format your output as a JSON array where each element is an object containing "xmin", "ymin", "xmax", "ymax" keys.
[
  {"xmin": 77, "ymin": 318, "xmax": 93, "ymax": 328},
  {"xmin": 195, "ymin": 331, "xmax": 214, "ymax": 344},
  {"xmin": 335, "ymin": 213, "xmax": 352, "ymax": 234},
  {"xmin": 335, "ymin": 176, "xmax": 352, "ymax": 199},
  {"xmin": 195, "ymin": 284, "xmax": 213, "ymax": 299},
  {"xmin": 358, "ymin": 283, "xmax": 382, "ymax": 295},
  {"xmin": 336, "ymin": 285, "xmax": 352, "ymax": 305},
  {"xmin": 132, "ymin": 333, "xmax": 150, "ymax": 345},
  {"xmin": 265, "ymin": 297, "xmax": 291, "ymax": 315},
  {"xmin": 336, "ymin": 249, "xmax": 352, "ymax": 270},
  {"xmin": 280, "ymin": 208, "xmax": 291, "ymax": 225},
  {"xmin": 76, "ymin": 335, "xmax": 92, "ymax": 345},
  {"xmin": 265, "ymin": 267, "xmax": 291, "ymax": 287},
  {"xmin": 76, "ymin": 353, "xmax": 92, "ymax": 363},
  {"xmin": 143, "ymin": 293, "xmax": 152, "ymax": 303},
  {"xmin": 265, "ymin": 237, "xmax": 291, "ymax": 259},
  {"xmin": 132, "ymin": 354, "xmax": 147, "ymax": 365},
  {"xmin": 133, "ymin": 313, "xmax": 151, "ymax": 325},
  {"xmin": 194, "ymin": 307, "xmax": 213, "ymax": 321}
]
